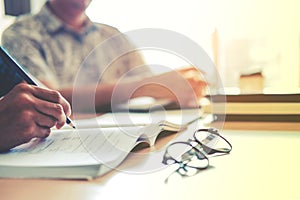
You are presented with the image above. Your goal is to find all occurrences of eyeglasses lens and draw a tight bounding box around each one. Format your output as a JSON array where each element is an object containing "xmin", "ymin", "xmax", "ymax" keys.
[
  {"xmin": 194, "ymin": 130, "xmax": 231, "ymax": 154},
  {"xmin": 167, "ymin": 142, "xmax": 209, "ymax": 169}
]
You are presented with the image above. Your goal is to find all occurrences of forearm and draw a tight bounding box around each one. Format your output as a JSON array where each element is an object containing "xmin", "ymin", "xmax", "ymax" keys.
[
  {"xmin": 59, "ymin": 84, "xmax": 112, "ymax": 112},
  {"xmin": 59, "ymin": 80, "xmax": 171, "ymax": 112},
  {"xmin": 59, "ymin": 68, "xmax": 204, "ymax": 112}
]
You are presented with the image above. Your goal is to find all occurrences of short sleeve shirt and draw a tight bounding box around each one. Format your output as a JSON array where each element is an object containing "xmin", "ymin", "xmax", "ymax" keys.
[{"xmin": 1, "ymin": 3, "xmax": 152, "ymax": 89}]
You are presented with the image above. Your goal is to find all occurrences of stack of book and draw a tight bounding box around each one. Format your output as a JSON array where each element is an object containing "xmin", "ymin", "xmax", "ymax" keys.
[{"xmin": 203, "ymin": 94, "xmax": 300, "ymax": 122}]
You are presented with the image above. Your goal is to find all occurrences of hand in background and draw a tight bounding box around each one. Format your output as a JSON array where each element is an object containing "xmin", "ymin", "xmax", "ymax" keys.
[
  {"xmin": 0, "ymin": 83, "xmax": 71, "ymax": 152},
  {"xmin": 131, "ymin": 66, "xmax": 207, "ymax": 108},
  {"xmin": 175, "ymin": 66, "xmax": 207, "ymax": 99}
]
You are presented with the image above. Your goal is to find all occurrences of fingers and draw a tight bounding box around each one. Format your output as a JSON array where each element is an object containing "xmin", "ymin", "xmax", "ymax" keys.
[
  {"xmin": 34, "ymin": 126, "xmax": 51, "ymax": 139},
  {"xmin": 177, "ymin": 67, "xmax": 204, "ymax": 81},
  {"xmin": 20, "ymin": 111, "xmax": 52, "ymax": 139},
  {"xmin": 0, "ymin": 84, "xmax": 68, "ymax": 151},
  {"xmin": 34, "ymin": 98, "xmax": 67, "ymax": 127},
  {"xmin": 9, "ymin": 112, "xmax": 52, "ymax": 146},
  {"xmin": 175, "ymin": 68, "xmax": 207, "ymax": 98},
  {"xmin": 175, "ymin": 66, "xmax": 196, "ymax": 72},
  {"xmin": 176, "ymin": 66, "xmax": 206, "ymax": 74},
  {"xmin": 30, "ymin": 86, "xmax": 72, "ymax": 117},
  {"xmin": 34, "ymin": 111, "xmax": 58, "ymax": 128},
  {"xmin": 176, "ymin": 66, "xmax": 207, "ymax": 85},
  {"xmin": 24, "ymin": 124, "xmax": 51, "ymax": 140},
  {"xmin": 24, "ymin": 113, "xmax": 53, "ymax": 140},
  {"xmin": 14, "ymin": 83, "xmax": 71, "ymax": 128}
]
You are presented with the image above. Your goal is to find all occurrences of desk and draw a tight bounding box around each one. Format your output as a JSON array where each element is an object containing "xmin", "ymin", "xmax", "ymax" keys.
[{"xmin": 0, "ymin": 121, "xmax": 300, "ymax": 200}]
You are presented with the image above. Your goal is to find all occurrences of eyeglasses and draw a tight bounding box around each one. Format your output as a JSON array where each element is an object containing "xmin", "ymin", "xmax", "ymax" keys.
[{"xmin": 162, "ymin": 128, "xmax": 232, "ymax": 176}]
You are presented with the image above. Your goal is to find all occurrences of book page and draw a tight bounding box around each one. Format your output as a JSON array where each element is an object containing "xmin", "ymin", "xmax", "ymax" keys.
[
  {"xmin": 75, "ymin": 112, "xmax": 152, "ymax": 129},
  {"xmin": 74, "ymin": 109, "xmax": 202, "ymax": 129},
  {"xmin": 0, "ymin": 126, "xmax": 144, "ymax": 167}
]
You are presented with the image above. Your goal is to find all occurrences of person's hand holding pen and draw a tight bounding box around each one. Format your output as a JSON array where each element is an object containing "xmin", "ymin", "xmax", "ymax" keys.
[
  {"xmin": 0, "ymin": 46, "xmax": 75, "ymax": 129},
  {"xmin": 0, "ymin": 83, "xmax": 72, "ymax": 152}
]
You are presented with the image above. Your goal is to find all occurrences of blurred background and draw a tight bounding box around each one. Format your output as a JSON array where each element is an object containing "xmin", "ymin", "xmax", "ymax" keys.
[{"xmin": 1, "ymin": 0, "xmax": 299, "ymax": 94}]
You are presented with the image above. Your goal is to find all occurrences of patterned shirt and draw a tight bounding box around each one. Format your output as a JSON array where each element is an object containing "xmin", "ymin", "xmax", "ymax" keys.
[{"xmin": 1, "ymin": 3, "xmax": 151, "ymax": 89}]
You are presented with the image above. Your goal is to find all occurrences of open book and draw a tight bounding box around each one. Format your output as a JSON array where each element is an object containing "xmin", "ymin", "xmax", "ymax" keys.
[{"xmin": 0, "ymin": 109, "xmax": 201, "ymax": 180}]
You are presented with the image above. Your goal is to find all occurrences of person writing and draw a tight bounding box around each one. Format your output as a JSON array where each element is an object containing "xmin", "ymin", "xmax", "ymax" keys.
[
  {"xmin": 2, "ymin": 0, "xmax": 207, "ymax": 112},
  {"xmin": 0, "ymin": 83, "xmax": 72, "ymax": 152}
]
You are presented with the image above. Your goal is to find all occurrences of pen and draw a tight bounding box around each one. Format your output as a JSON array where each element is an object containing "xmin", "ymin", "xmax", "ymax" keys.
[
  {"xmin": 66, "ymin": 118, "xmax": 76, "ymax": 129},
  {"xmin": 1, "ymin": 46, "xmax": 76, "ymax": 129}
]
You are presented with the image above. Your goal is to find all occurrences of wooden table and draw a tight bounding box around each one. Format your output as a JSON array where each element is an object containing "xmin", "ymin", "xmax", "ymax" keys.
[{"xmin": 1, "ymin": 121, "xmax": 300, "ymax": 200}]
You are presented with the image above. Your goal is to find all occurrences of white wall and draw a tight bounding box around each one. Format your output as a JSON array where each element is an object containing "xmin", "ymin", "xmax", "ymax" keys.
[
  {"xmin": 87, "ymin": 0, "xmax": 216, "ymax": 69},
  {"xmin": 30, "ymin": 0, "xmax": 46, "ymax": 13},
  {"xmin": 212, "ymin": 0, "xmax": 300, "ymax": 92},
  {"xmin": 87, "ymin": 0, "xmax": 300, "ymax": 92}
]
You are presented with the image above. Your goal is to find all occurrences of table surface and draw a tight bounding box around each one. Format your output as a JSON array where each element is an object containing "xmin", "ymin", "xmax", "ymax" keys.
[{"xmin": 1, "ymin": 121, "xmax": 300, "ymax": 200}]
